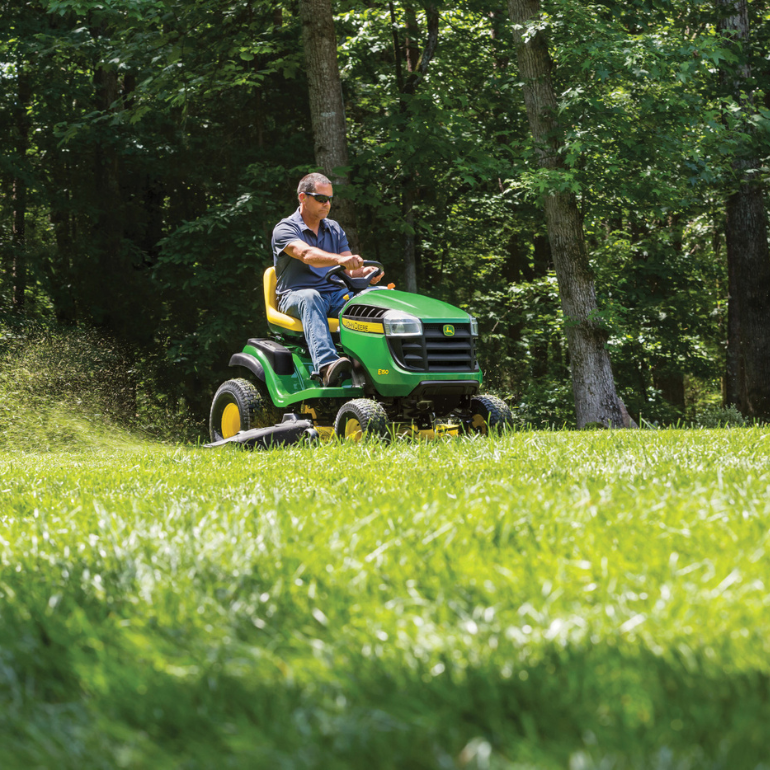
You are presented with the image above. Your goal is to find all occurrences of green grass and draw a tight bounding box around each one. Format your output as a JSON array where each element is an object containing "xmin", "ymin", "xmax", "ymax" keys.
[{"xmin": 2, "ymin": 428, "xmax": 770, "ymax": 769}]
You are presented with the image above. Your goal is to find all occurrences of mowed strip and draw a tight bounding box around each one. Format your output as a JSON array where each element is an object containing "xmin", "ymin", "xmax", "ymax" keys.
[{"xmin": 1, "ymin": 428, "xmax": 769, "ymax": 768}]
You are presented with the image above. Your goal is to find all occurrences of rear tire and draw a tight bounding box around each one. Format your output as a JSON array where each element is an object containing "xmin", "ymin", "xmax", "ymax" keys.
[
  {"xmin": 467, "ymin": 395, "xmax": 513, "ymax": 435},
  {"xmin": 334, "ymin": 399, "xmax": 390, "ymax": 442},
  {"xmin": 209, "ymin": 378, "xmax": 280, "ymax": 442}
]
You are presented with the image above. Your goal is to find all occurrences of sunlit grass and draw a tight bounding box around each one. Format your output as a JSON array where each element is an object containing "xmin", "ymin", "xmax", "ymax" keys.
[{"xmin": 1, "ymin": 428, "xmax": 769, "ymax": 768}]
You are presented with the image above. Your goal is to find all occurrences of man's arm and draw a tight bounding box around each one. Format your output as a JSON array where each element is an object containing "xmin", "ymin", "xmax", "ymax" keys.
[
  {"xmin": 284, "ymin": 242, "xmax": 383, "ymax": 284},
  {"xmin": 284, "ymin": 240, "xmax": 363, "ymax": 271}
]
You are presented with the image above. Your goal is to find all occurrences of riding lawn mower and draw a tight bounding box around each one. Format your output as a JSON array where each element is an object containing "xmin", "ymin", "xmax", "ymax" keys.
[{"xmin": 206, "ymin": 261, "xmax": 512, "ymax": 448}]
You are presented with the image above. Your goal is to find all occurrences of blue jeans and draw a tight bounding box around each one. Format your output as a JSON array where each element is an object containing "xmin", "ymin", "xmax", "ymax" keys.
[{"xmin": 278, "ymin": 288, "xmax": 350, "ymax": 374}]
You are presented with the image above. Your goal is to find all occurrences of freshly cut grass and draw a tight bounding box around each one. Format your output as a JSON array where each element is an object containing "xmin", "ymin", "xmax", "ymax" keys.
[
  {"xmin": 0, "ymin": 322, "xmax": 202, "ymax": 450},
  {"xmin": 1, "ymin": 428, "xmax": 769, "ymax": 769}
]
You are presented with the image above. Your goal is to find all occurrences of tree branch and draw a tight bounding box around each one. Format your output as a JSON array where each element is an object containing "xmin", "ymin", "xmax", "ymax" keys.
[
  {"xmin": 389, "ymin": 1, "xmax": 405, "ymax": 94},
  {"xmin": 403, "ymin": 4, "xmax": 438, "ymax": 95}
]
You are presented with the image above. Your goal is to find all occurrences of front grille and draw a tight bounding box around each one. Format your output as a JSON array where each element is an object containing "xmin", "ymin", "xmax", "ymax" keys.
[
  {"xmin": 388, "ymin": 323, "xmax": 477, "ymax": 372},
  {"xmin": 343, "ymin": 304, "xmax": 387, "ymax": 320}
]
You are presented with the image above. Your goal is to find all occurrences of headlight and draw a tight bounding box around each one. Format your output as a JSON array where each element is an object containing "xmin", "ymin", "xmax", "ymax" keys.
[
  {"xmin": 382, "ymin": 311, "xmax": 423, "ymax": 337},
  {"xmin": 469, "ymin": 316, "xmax": 479, "ymax": 337}
]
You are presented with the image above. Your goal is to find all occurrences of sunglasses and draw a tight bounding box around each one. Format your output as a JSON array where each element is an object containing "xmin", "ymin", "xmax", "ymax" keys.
[{"xmin": 305, "ymin": 192, "xmax": 333, "ymax": 204}]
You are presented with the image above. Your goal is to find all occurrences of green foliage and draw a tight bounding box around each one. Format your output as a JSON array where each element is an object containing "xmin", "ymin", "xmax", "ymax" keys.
[
  {"xmin": 695, "ymin": 404, "xmax": 747, "ymax": 429},
  {"xmin": 152, "ymin": 165, "xmax": 296, "ymax": 401},
  {"xmin": 1, "ymin": 428, "xmax": 770, "ymax": 766},
  {"xmin": 512, "ymin": 379, "xmax": 577, "ymax": 428},
  {"xmin": 472, "ymin": 273, "xmax": 566, "ymax": 387},
  {"xmin": 2, "ymin": 0, "xmax": 769, "ymax": 421}
]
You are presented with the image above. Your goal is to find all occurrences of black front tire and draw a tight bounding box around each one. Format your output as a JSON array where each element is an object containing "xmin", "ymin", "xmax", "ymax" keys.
[
  {"xmin": 334, "ymin": 399, "xmax": 390, "ymax": 442},
  {"xmin": 467, "ymin": 395, "xmax": 513, "ymax": 435},
  {"xmin": 209, "ymin": 378, "xmax": 280, "ymax": 442}
]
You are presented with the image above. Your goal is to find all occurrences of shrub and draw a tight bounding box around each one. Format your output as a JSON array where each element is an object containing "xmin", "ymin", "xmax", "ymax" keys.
[{"xmin": 695, "ymin": 404, "xmax": 747, "ymax": 429}]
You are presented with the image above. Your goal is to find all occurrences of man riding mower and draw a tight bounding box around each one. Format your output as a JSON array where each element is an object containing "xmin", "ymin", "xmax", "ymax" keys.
[{"xmin": 207, "ymin": 261, "xmax": 513, "ymax": 446}]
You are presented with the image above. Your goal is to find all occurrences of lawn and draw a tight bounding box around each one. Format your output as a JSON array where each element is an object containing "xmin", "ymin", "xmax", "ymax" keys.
[{"xmin": 1, "ymin": 428, "xmax": 769, "ymax": 769}]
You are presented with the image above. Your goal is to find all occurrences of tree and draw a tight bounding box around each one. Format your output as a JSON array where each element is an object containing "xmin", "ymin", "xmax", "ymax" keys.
[
  {"xmin": 10, "ymin": 55, "xmax": 31, "ymax": 312},
  {"xmin": 299, "ymin": 0, "xmax": 359, "ymax": 251},
  {"xmin": 2, "ymin": 0, "xmax": 758, "ymax": 427},
  {"xmin": 1, "ymin": 0, "xmax": 35, "ymax": 313},
  {"xmin": 506, "ymin": 0, "xmax": 632, "ymax": 428},
  {"xmin": 389, "ymin": 2, "xmax": 439, "ymax": 292},
  {"xmin": 717, "ymin": 0, "xmax": 770, "ymax": 420}
]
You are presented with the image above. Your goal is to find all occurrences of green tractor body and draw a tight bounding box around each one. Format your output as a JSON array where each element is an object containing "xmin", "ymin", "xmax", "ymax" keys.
[{"xmin": 208, "ymin": 266, "xmax": 511, "ymax": 445}]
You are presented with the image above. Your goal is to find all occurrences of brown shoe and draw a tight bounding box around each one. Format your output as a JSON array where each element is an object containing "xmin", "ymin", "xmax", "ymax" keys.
[{"xmin": 321, "ymin": 357, "xmax": 352, "ymax": 387}]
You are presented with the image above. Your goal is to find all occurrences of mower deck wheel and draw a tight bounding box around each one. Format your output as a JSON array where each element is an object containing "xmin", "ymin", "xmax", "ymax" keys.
[
  {"xmin": 468, "ymin": 395, "xmax": 513, "ymax": 435},
  {"xmin": 334, "ymin": 399, "xmax": 389, "ymax": 442}
]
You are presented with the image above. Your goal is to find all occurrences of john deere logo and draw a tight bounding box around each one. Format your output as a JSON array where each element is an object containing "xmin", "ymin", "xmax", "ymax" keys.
[{"xmin": 443, "ymin": 324, "xmax": 455, "ymax": 337}]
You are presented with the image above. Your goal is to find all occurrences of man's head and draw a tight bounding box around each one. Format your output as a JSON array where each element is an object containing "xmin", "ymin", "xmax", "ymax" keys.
[
  {"xmin": 297, "ymin": 173, "xmax": 331, "ymax": 197},
  {"xmin": 298, "ymin": 173, "xmax": 333, "ymax": 220}
]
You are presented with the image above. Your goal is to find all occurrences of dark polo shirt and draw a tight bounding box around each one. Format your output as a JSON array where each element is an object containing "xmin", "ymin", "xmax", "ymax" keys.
[{"xmin": 271, "ymin": 208, "xmax": 350, "ymax": 297}]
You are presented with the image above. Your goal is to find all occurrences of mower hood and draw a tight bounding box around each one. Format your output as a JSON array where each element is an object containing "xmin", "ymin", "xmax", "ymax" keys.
[{"xmin": 347, "ymin": 288, "xmax": 470, "ymax": 322}]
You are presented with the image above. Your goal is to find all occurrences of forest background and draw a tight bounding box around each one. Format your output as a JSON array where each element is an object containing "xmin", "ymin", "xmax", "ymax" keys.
[{"xmin": 2, "ymin": 0, "xmax": 769, "ymax": 433}]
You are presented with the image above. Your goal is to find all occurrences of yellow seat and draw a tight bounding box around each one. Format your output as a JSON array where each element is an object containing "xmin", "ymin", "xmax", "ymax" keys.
[{"xmin": 263, "ymin": 267, "xmax": 339, "ymax": 334}]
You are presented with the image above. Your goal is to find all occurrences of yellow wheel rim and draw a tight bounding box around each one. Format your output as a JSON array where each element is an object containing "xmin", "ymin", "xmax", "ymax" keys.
[
  {"xmin": 344, "ymin": 417, "xmax": 363, "ymax": 442},
  {"xmin": 471, "ymin": 414, "xmax": 487, "ymax": 435},
  {"xmin": 221, "ymin": 403, "xmax": 241, "ymax": 439}
]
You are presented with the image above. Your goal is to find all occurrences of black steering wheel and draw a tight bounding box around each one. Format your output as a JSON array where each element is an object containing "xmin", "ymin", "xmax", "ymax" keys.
[{"xmin": 325, "ymin": 260, "xmax": 384, "ymax": 292}]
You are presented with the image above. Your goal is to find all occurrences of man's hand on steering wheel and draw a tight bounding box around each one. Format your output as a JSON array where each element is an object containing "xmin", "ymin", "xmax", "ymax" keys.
[
  {"xmin": 326, "ymin": 260, "xmax": 385, "ymax": 291},
  {"xmin": 337, "ymin": 254, "xmax": 363, "ymax": 271},
  {"xmin": 348, "ymin": 265, "xmax": 384, "ymax": 285}
]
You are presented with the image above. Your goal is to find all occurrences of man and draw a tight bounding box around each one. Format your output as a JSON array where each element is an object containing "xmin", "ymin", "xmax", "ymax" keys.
[{"xmin": 271, "ymin": 173, "xmax": 382, "ymax": 386}]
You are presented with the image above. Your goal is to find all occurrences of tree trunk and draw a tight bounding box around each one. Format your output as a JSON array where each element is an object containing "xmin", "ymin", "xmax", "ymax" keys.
[
  {"xmin": 389, "ymin": 1, "xmax": 415, "ymax": 291},
  {"xmin": 724, "ymin": 181, "xmax": 770, "ymax": 417},
  {"xmin": 531, "ymin": 234, "xmax": 552, "ymax": 378},
  {"xmin": 90, "ymin": 57, "xmax": 154, "ymax": 343},
  {"xmin": 11, "ymin": 179, "xmax": 27, "ymax": 312},
  {"xmin": 48, "ymin": 158, "xmax": 78, "ymax": 325},
  {"xmin": 724, "ymin": 231, "xmax": 745, "ymax": 409},
  {"xmin": 653, "ymin": 369, "xmax": 686, "ymax": 414},
  {"xmin": 390, "ymin": 2, "xmax": 439, "ymax": 292},
  {"xmin": 93, "ymin": 63, "xmax": 125, "ymax": 327},
  {"xmin": 507, "ymin": 0, "xmax": 630, "ymax": 428},
  {"xmin": 11, "ymin": 57, "xmax": 31, "ymax": 313},
  {"xmin": 299, "ymin": 0, "xmax": 359, "ymax": 253},
  {"xmin": 403, "ymin": 186, "xmax": 417, "ymax": 291},
  {"xmin": 404, "ymin": 5, "xmax": 421, "ymax": 73},
  {"xmin": 717, "ymin": 0, "xmax": 770, "ymax": 420}
]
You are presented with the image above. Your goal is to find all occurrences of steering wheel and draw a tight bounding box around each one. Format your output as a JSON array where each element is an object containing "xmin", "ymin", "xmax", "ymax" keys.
[{"xmin": 325, "ymin": 260, "xmax": 384, "ymax": 292}]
